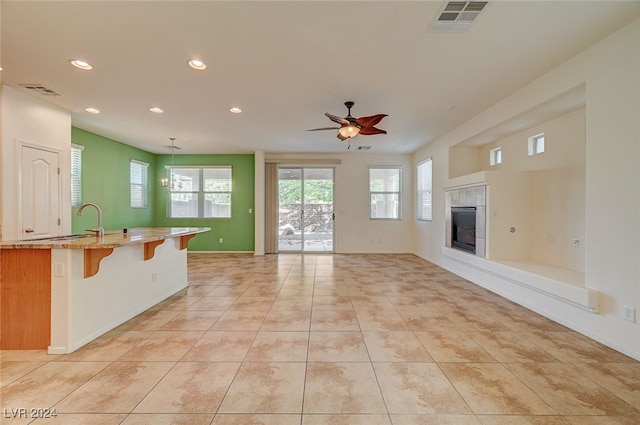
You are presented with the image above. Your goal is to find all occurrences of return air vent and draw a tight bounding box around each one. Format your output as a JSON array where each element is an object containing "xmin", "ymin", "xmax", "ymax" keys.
[
  {"xmin": 357, "ymin": 146, "xmax": 372, "ymax": 151},
  {"xmin": 19, "ymin": 84, "xmax": 62, "ymax": 96},
  {"xmin": 431, "ymin": 1, "xmax": 488, "ymax": 32}
]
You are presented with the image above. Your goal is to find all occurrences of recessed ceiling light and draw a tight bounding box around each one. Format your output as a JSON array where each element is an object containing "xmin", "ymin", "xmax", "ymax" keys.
[
  {"xmin": 70, "ymin": 59, "xmax": 93, "ymax": 70},
  {"xmin": 230, "ymin": 107, "xmax": 242, "ymax": 114},
  {"xmin": 84, "ymin": 107, "xmax": 100, "ymax": 114},
  {"xmin": 149, "ymin": 107, "xmax": 164, "ymax": 114},
  {"xmin": 188, "ymin": 59, "xmax": 206, "ymax": 70}
]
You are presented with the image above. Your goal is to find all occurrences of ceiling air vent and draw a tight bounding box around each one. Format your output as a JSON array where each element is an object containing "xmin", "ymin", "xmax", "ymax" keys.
[
  {"xmin": 19, "ymin": 84, "xmax": 62, "ymax": 96},
  {"xmin": 357, "ymin": 146, "xmax": 372, "ymax": 151},
  {"xmin": 430, "ymin": 1, "xmax": 488, "ymax": 32}
]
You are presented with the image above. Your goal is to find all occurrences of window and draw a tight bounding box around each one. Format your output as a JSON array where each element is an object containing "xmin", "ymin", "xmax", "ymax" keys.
[
  {"xmin": 417, "ymin": 158, "xmax": 433, "ymax": 221},
  {"xmin": 528, "ymin": 133, "xmax": 545, "ymax": 156},
  {"xmin": 168, "ymin": 166, "xmax": 232, "ymax": 218},
  {"xmin": 490, "ymin": 147, "xmax": 502, "ymax": 166},
  {"xmin": 130, "ymin": 160, "xmax": 149, "ymax": 208},
  {"xmin": 70, "ymin": 144, "xmax": 84, "ymax": 207},
  {"xmin": 369, "ymin": 167, "xmax": 401, "ymax": 220}
]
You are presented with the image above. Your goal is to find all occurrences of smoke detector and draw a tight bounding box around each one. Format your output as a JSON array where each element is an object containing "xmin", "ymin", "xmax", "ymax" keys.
[{"xmin": 430, "ymin": 1, "xmax": 488, "ymax": 32}]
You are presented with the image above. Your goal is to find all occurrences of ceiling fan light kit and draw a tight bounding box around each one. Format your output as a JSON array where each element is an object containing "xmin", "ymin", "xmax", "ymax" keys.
[
  {"xmin": 338, "ymin": 124, "xmax": 360, "ymax": 139},
  {"xmin": 307, "ymin": 101, "xmax": 387, "ymax": 145}
]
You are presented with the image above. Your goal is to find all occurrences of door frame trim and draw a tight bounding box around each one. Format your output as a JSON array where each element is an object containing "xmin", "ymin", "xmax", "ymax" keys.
[{"xmin": 277, "ymin": 166, "xmax": 335, "ymax": 253}]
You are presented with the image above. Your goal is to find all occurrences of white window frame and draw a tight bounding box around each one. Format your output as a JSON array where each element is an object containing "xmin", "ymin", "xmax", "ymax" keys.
[
  {"xmin": 130, "ymin": 159, "xmax": 149, "ymax": 209},
  {"xmin": 71, "ymin": 144, "xmax": 84, "ymax": 208},
  {"xmin": 416, "ymin": 158, "xmax": 433, "ymax": 222},
  {"xmin": 528, "ymin": 133, "xmax": 545, "ymax": 156},
  {"xmin": 368, "ymin": 166, "xmax": 402, "ymax": 220},
  {"xmin": 489, "ymin": 147, "xmax": 502, "ymax": 166},
  {"xmin": 167, "ymin": 166, "xmax": 232, "ymax": 219}
]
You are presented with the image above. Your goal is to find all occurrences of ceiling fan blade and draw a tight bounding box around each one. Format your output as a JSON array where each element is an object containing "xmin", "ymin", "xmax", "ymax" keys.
[
  {"xmin": 307, "ymin": 127, "xmax": 341, "ymax": 131},
  {"xmin": 325, "ymin": 112, "xmax": 349, "ymax": 125},
  {"xmin": 356, "ymin": 114, "xmax": 387, "ymax": 128},
  {"xmin": 359, "ymin": 126, "xmax": 387, "ymax": 136}
]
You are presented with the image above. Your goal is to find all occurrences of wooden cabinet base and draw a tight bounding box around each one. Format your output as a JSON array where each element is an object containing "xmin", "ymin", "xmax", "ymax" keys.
[{"xmin": 0, "ymin": 249, "xmax": 51, "ymax": 349}]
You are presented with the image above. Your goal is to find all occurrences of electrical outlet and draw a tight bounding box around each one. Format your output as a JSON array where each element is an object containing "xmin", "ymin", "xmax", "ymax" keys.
[
  {"xmin": 219, "ymin": 237, "xmax": 224, "ymax": 244},
  {"xmin": 623, "ymin": 305, "xmax": 636, "ymax": 322},
  {"xmin": 54, "ymin": 262, "xmax": 65, "ymax": 277},
  {"xmin": 151, "ymin": 272, "xmax": 157, "ymax": 283}
]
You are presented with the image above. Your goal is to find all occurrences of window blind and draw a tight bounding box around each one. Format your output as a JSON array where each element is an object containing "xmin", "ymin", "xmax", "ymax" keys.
[
  {"xmin": 417, "ymin": 158, "xmax": 432, "ymax": 221},
  {"xmin": 130, "ymin": 160, "xmax": 149, "ymax": 208},
  {"xmin": 71, "ymin": 144, "xmax": 84, "ymax": 207},
  {"xmin": 369, "ymin": 166, "xmax": 402, "ymax": 220}
]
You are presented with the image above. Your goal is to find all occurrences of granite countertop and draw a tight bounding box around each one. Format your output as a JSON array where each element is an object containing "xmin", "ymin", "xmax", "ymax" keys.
[{"xmin": 0, "ymin": 227, "xmax": 211, "ymax": 249}]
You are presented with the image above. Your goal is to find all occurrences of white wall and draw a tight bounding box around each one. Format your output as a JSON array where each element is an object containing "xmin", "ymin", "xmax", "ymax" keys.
[
  {"xmin": 254, "ymin": 150, "xmax": 265, "ymax": 255},
  {"xmin": 50, "ymin": 238, "xmax": 188, "ymax": 353},
  {"xmin": 1, "ymin": 86, "xmax": 72, "ymax": 240},
  {"xmin": 485, "ymin": 171, "xmax": 531, "ymax": 260},
  {"xmin": 479, "ymin": 108, "xmax": 586, "ymax": 172},
  {"xmin": 529, "ymin": 166, "xmax": 585, "ymax": 271},
  {"xmin": 335, "ymin": 153, "xmax": 414, "ymax": 253},
  {"xmin": 414, "ymin": 19, "xmax": 640, "ymax": 359},
  {"xmin": 260, "ymin": 152, "xmax": 414, "ymax": 254},
  {"xmin": 479, "ymin": 108, "xmax": 587, "ymax": 269}
]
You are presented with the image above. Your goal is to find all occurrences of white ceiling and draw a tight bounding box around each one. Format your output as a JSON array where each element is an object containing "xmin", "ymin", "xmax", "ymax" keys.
[{"xmin": 2, "ymin": 1, "xmax": 638, "ymax": 155}]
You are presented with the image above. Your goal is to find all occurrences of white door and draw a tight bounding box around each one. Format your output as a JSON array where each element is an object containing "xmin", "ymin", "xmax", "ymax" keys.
[{"xmin": 21, "ymin": 145, "xmax": 60, "ymax": 239}]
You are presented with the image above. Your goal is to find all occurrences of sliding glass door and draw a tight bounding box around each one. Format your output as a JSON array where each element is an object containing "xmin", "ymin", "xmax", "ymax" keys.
[{"xmin": 278, "ymin": 167, "xmax": 334, "ymax": 252}]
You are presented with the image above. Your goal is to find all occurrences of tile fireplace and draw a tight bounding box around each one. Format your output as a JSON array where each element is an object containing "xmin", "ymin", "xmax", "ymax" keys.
[{"xmin": 445, "ymin": 185, "xmax": 486, "ymax": 257}]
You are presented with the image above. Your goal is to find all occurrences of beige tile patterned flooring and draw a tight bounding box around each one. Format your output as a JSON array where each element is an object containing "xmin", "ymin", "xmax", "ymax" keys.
[{"xmin": 1, "ymin": 253, "xmax": 639, "ymax": 425}]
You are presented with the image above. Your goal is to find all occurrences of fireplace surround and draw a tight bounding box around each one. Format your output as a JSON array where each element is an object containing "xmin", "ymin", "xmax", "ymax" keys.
[{"xmin": 445, "ymin": 185, "xmax": 486, "ymax": 257}]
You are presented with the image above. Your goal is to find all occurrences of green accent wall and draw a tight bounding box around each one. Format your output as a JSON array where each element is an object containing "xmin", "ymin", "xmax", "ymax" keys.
[
  {"xmin": 71, "ymin": 127, "xmax": 156, "ymax": 233},
  {"xmin": 153, "ymin": 154, "xmax": 255, "ymax": 252},
  {"xmin": 71, "ymin": 127, "xmax": 255, "ymax": 252}
]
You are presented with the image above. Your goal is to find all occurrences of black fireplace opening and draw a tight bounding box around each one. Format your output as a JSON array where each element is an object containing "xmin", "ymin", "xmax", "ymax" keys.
[{"xmin": 451, "ymin": 207, "xmax": 476, "ymax": 254}]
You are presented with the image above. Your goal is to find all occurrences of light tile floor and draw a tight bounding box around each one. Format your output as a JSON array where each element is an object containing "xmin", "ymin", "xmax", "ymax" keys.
[{"xmin": 1, "ymin": 253, "xmax": 639, "ymax": 425}]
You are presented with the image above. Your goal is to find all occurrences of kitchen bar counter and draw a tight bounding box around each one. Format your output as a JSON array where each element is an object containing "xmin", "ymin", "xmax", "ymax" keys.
[
  {"xmin": 0, "ymin": 227, "xmax": 210, "ymax": 353},
  {"xmin": 0, "ymin": 227, "xmax": 210, "ymax": 249}
]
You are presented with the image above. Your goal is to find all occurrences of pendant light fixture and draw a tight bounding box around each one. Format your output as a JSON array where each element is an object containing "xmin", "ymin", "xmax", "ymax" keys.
[{"xmin": 161, "ymin": 137, "xmax": 181, "ymax": 192}]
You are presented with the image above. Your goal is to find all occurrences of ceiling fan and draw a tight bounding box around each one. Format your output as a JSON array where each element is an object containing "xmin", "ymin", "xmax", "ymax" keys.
[{"xmin": 307, "ymin": 101, "xmax": 387, "ymax": 141}]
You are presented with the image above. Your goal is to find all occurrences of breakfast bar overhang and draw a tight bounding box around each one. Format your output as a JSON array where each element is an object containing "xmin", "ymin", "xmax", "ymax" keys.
[{"xmin": 0, "ymin": 227, "xmax": 210, "ymax": 354}]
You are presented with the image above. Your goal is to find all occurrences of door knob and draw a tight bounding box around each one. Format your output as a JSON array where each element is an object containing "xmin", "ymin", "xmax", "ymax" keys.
[{"xmin": 25, "ymin": 227, "xmax": 34, "ymax": 233}]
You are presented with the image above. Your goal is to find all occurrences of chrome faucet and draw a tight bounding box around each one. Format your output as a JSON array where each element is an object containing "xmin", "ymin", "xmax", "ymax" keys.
[{"xmin": 77, "ymin": 203, "xmax": 104, "ymax": 237}]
